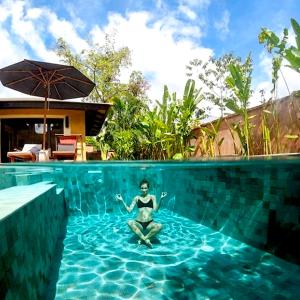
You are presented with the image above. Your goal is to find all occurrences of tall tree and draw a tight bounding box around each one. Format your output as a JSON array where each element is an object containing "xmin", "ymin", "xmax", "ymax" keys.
[
  {"xmin": 187, "ymin": 54, "xmax": 240, "ymax": 116},
  {"xmin": 55, "ymin": 35, "xmax": 133, "ymax": 103}
]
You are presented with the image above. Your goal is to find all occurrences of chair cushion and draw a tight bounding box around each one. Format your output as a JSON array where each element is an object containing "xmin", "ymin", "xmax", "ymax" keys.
[
  {"xmin": 57, "ymin": 144, "xmax": 76, "ymax": 151},
  {"xmin": 22, "ymin": 144, "xmax": 42, "ymax": 153},
  {"xmin": 58, "ymin": 136, "xmax": 78, "ymax": 145}
]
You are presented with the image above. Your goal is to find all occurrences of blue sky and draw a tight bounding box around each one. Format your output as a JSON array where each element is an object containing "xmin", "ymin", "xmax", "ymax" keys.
[{"xmin": 0, "ymin": 0, "xmax": 300, "ymax": 115}]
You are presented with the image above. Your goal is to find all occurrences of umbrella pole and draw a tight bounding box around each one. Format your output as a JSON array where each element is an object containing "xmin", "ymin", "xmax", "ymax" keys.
[
  {"xmin": 43, "ymin": 94, "xmax": 48, "ymax": 151},
  {"xmin": 43, "ymin": 83, "xmax": 51, "ymax": 151}
]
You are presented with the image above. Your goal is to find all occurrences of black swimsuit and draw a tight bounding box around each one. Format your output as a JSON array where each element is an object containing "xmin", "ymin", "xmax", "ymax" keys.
[
  {"xmin": 136, "ymin": 219, "xmax": 153, "ymax": 230},
  {"xmin": 136, "ymin": 198, "xmax": 153, "ymax": 229},
  {"xmin": 137, "ymin": 198, "xmax": 153, "ymax": 208}
]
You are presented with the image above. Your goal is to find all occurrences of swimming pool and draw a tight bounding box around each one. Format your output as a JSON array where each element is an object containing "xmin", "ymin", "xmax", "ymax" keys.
[{"xmin": 0, "ymin": 158, "xmax": 299, "ymax": 299}]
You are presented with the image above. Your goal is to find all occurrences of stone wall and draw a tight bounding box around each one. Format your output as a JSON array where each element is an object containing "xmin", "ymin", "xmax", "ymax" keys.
[{"xmin": 0, "ymin": 182, "xmax": 67, "ymax": 299}]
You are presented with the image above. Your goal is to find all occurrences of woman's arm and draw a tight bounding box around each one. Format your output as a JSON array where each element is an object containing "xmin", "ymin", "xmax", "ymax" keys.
[
  {"xmin": 116, "ymin": 194, "xmax": 137, "ymax": 213},
  {"xmin": 154, "ymin": 192, "xmax": 167, "ymax": 211}
]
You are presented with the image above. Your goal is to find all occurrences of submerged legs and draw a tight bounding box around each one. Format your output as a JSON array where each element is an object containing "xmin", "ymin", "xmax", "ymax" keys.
[
  {"xmin": 127, "ymin": 220, "xmax": 145, "ymax": 241},
  {"xmin": 144, "ymin": 222, "xmax": 162, "ymax": 241},
  {"xmin": 127, "ymin": 220, "xmax": 162, "ymax": 248}
]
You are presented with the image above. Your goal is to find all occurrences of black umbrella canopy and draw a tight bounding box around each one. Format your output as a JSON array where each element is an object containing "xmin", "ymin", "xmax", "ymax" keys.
[
  {"xmin": 0, "ymin": 59, "xmax": 95, "ymax": 99},
  {"xmin": 0, "ymin": 59, "xmax": 95, "ymax": 150}
]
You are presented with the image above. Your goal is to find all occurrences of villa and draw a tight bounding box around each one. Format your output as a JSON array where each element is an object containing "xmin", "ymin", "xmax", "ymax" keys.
[{"xmin": 0, "ymin": 98, "xmax": 111, "ymax": 162}]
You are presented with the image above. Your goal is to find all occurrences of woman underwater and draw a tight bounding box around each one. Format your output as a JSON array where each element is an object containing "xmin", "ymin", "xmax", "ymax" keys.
[{"xmin": 116, "ymin": 179, "xmax": 167, "ymax": 247}]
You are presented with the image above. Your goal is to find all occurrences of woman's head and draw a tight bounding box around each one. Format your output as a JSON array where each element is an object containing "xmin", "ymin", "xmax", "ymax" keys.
[
  {"xmin": 139, "ymin": 179, "xmax": 149, "ymax": 188},
  {"xmin": 139, "ymin": 179, "xmax": 149, "ymax": 195}
]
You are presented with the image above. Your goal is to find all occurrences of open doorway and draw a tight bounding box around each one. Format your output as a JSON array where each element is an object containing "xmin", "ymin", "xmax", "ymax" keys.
[{"xmin": 1, "ymin": 118, "xmax": 64, "ymax": 162}]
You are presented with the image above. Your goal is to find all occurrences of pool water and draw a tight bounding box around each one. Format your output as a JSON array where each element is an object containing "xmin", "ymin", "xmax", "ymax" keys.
[
  {"xmin": 1, "ymin": 159, "xmax": 299, "ymax": 299},
  {"xmin": 54, "ymin": 209, "xmax": 300, "ymax": 300}
]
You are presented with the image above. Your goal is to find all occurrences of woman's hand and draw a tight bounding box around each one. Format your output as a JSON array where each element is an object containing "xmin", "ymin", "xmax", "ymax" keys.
[
  {"xmin": 115, "ymin": 194, "xmax": 123, "ymax": 202},
  {"xmin": 160, "ymin": 192, "xmax": 167, "ymax": 199},
  {"xmin": 155, "ymin": 192, "xmax": 167, "ymax": 211}
]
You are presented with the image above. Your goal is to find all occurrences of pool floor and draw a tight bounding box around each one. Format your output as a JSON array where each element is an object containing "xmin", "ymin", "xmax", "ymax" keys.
[{"xmin": 53, "ymin": 210, "xmax": 300, "ymax": 299}]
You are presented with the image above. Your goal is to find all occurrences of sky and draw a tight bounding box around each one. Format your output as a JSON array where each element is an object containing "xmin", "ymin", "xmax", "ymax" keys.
[{"xmin": 0, "ymin": 0, "xmax": 300, "ymax": 116}]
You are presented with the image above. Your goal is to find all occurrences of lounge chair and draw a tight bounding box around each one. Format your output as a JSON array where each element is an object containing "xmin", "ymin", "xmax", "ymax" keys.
[
  {"xmin": 52, "ymin": 135, "xmax": 80, "ymax": 161},
  {"xmin": 7, "ymin": 144, "xmax": 42, "ymax": 162}
]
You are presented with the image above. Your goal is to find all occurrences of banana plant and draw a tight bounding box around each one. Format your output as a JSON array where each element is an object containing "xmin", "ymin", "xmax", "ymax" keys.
[
  {"xmin": 259, "ymin": 18, "xmax": 300, "ymax": 95},
  {"xmin": 225, "ymin": 55, "xmax": 253, "ymax": 156},
  {"xmin": 139, "ymin": 108, "xmax": 175, "ymax": 159},
  {"xmin": 258, "ymin": 18, "xmax": 300, "ymax": 154},
  {"xmin": 200, "ymin": 117, "xmax": 224, "ymax": 156},
  {"xmin": 261, "ymin": 109, "xmax": 272, "ymax": 155},
  {"xmin": 175, "ymin": 79, "xmax": 204, "ymax": 157},
  {"xmin": 284, "ymin": 18, "xmax": 300, "ymax": 75},
  {"xmin": 139, "ymin": 79, "xmax": 204, "ymax": 159},
  {"xmin": 104, "ymin": 95, "xmax": 147, "ymax": 159},
  {"xmin": 139, "ymin": 84, "xmax": 179, "ymax": 159},
  {"xmin": 258, "ymin": 27, "xmax": 289, "ymax": 95}
]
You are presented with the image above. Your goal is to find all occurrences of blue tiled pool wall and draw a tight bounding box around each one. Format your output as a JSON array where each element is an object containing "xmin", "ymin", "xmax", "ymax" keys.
[
  {"xmin": 0, "ymin": 168, "xmax": 16, "ymax": 190},
  {"xmin": 39, "ymin": 161, "xmax": 300, "ymax": 265},
  {"xmin": 0, "ymin": 166, "xmax": 54, "ymax": 189},
  {"xmin": 161, "ymin": 163, "xmax": 300, "ymax": 264},
  {"xmin": 0, "ymin": 160, "xmax": 299, "ymax": 271},
  {"xmin": 44, "ymin": 164, "xmax": 164, "ymax": 215},
  {"xmin": 0, "ymin": 182, "xmax": 67, "ymax": 299}
]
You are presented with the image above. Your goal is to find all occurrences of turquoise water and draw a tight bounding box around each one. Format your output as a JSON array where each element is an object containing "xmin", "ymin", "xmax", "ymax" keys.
[
  {"xmin": 1, "ymin": 158, "xmax": 299, "ymax": 299},
  {"xmin": 54, "ymin": 209, "xmax": 300, "ymax": 300}
]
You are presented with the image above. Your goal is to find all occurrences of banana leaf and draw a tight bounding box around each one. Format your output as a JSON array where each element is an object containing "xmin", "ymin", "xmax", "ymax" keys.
[
  {"xmin": 173, "ymin": 153, "xmax": 183, "ymax": 160},
  {"xmin": 284, "ymin": 48, "xmax": 300, "ymax": 71},
  {"xmin": 291, "ymin": 18, "xmax": 300, "ymax": 49},
  {"xmin": 217, "ymin": 137, "xmax": 224, "ymax": 148},
  {"xmin": 225, "ymin": 99, "xmax": 242, "ymax": 114},
  {"xmin": 284, "ymin": 134, "xmax": 299, "ymax": 139}
]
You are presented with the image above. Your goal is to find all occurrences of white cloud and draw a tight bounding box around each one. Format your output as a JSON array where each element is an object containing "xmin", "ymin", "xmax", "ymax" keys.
[
  {"xmin": 180, "ymin": 0, "xmax": 211, "ymax": 9},
  {"xmin": 0, "ymin": 1, "xmax": 58, "ymax": 64},
  {"xmin": 62, "ymin": 3, "xmax": 86, "ymax": 30},
  {"xmin": 0, "ymin": 0, "xmax": 13, "ymax": 22},
  {"xmin": 278, "ymin": 65, "xmax": 300, "ymax": 95},
  {"xmin": 0, "ymin": 25, "xmax": 27, "ymax": 67},
  {"xmin": 10, "ymin": 4, "xmax": 59, "ymax": 61},
  {"xmin": 0, "ymin": 0, "xmax": 213, "ymax": 105},
  {"xmin": 178, "ymin": 5, "xmax": 197, "ymax": 20},
  {"xmin": 90, "ymin": 11, "xmax": 212, "ymax": 101},
  {"xmin": 26, "ymin": 7, "xmax": 43, "ymax": 19},
  {"xmin": 155, "ymin": 0, "xmax": 163, "ymax": 9},
  {"xmin": 214, "ymin": 10, "xmax": 230, "ymax": 40},
  {"xmin": 0, "ymin": 0, "xmax": 88, "ymax": 60},
  {"xmin": 0, "ymin": 26, "xmax": 30, "ymax": 98},
  {"xmin": 47, "ymin": 11, "xmax": 89, "ymax": 53},
  {"xmin": 159, "ymin": 15, "xmax": 202, "ymax": 38},
  {"xmin": 0, "ymin": 1, "xmax": 30, "ymax": 97},
  {"xmin": 0, "ymin": 0, "xmax": 89, "ymax": 98}
]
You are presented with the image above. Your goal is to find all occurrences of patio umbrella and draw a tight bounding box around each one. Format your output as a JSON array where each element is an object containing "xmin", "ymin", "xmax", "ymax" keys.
[{"xmin": 0, "ymin": 59, "xmax": 95, "ymax": 149}]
